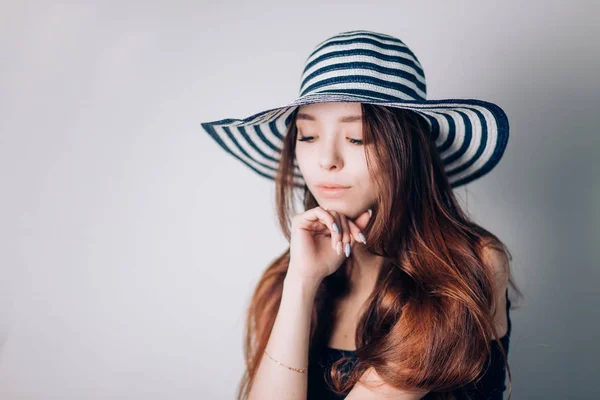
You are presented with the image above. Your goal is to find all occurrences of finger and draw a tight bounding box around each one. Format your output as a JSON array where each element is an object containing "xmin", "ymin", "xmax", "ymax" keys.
[
  {"xmin": 339, "ymin": 214, "xmax": 353, "ymax": 258},
  {"xmin": 300, "ymin": 207, "xmax": 338, "ymax": 238},
  {"xmin": 302, "ymin": 207, "xmax": 343, "ymax": 255},
  {"xmin": 329, "ymin": 210, "xmax": 343, "ymax": 255},
  {"xmin": 347, "ymin": 219, "xmax": 367, "ymax": 245},
  {"xmin": 352, "ymin": 207, "xmax": 373, "ymax": 231}
]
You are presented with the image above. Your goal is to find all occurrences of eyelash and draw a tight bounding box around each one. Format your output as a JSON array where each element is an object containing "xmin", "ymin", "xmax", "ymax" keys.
[{"xmin": 297, "ymin": 136, "xmax": 364, "ymax": 145}]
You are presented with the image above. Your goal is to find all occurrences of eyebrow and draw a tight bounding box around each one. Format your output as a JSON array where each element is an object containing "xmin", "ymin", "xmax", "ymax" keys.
[{"xmin": 296, "ymin": 112, "xmax": 362, "ymax": 123}]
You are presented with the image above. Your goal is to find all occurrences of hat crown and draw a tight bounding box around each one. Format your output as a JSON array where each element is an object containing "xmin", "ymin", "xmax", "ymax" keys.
[{"xmin": 299, "ymin": 30, "xmax": 428, "ymax": 102}]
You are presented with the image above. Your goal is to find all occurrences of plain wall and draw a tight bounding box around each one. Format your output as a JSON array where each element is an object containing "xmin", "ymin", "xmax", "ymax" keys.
[{"xmin": 1, "ymin": 0, "xmax": 598, "ymax": 399}]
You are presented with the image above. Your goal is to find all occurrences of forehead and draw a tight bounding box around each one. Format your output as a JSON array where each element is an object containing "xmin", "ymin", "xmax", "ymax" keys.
[{"xmin": 296, "ymin": 102, "xmax": 362, "ymax": 123}]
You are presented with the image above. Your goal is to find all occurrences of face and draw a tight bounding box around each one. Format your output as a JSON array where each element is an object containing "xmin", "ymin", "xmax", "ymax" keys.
[{"xmin": 294, "ymin": 102, "xmax": 378, "ymax": 219}]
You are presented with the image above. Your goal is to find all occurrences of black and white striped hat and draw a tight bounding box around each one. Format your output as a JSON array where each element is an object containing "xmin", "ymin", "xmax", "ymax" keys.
[{"xmin": 200, "ymin": 30, "xmax": 509, "ymax": 188}]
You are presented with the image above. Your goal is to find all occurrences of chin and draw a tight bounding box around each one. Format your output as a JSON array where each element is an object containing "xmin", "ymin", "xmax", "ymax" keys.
[{"xmin": 317, "ymin": 199, "xmax": 362, "ymax": 219}]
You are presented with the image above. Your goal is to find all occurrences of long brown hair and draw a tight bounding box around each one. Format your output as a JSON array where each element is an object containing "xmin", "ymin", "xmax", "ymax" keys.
[{"xmin": 236, "ymin": 103, "xmax": 523, "ymax": 400}]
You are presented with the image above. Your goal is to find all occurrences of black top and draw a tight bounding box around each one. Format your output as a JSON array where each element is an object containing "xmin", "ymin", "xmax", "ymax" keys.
[{"xmin": 307, "ymin": 290, "xmax": 511, "ymax": 400}]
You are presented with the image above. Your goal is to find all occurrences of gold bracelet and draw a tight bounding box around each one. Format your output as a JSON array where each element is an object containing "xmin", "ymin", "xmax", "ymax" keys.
[{"xmin": 263, "ymin": 349, "xmax": 307, "ymax": 373}]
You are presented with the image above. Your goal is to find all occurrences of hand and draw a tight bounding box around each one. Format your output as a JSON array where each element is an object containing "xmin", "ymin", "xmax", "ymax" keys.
[{"xmin": 287, "ymin": 206, "xmax": 373, "ymax": 286}]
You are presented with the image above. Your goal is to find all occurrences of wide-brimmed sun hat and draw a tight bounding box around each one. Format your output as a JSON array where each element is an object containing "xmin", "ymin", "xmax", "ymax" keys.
[{"xmin": 200, "ymin": 29, "xmax": 509, "ymax": 188}]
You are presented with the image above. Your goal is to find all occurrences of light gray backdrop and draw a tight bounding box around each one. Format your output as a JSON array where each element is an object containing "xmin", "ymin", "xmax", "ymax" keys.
[{"xmin": 1, "ymin": 1, "xmax": 598, "ymax": 399}]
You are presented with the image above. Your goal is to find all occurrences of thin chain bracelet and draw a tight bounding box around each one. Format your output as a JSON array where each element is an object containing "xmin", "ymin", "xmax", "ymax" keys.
[{"xmin": 263, "ymin": 349, "xmax": 307, "ymax": 373}]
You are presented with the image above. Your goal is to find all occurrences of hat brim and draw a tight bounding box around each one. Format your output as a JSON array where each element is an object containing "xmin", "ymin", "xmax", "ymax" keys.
[{"xmin": 200, "ymin": 92, "xmax": 509, "ymax": 188}]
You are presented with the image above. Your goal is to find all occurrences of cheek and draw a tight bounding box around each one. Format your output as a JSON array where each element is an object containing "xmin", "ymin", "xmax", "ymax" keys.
[
  {"xmin": 358, "ymin": 161, "xmax": 380, "ymax": 194},
  {"xmin": 295, "ymin": 149, "xmax": 315, "ymax": 177},
  {"xmin": 357, "ymin": 172, "xmax": 376, "ymax": 195},
  {"xmin": 352, "ymin": 155, "xmax": 372, "ymax": 182}
]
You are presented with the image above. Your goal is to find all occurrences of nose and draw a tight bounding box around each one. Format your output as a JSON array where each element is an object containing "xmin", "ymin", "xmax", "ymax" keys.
[{"xmin": 318, "ymin": 134, "xmax": 343, "ymax": 171}]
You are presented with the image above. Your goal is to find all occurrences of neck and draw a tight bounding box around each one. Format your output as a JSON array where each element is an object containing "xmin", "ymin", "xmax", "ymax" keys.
[{"xmin": 345, "ymin": 245, "xmax": 385, "ymax": 296}]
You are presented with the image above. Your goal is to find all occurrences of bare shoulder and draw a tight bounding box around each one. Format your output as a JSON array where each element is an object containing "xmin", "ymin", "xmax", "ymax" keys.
[
  {"xmin": 480, "ymin": 238, "xmax": 510, "ymax": 288},
  {"xmin": 480, "ymin": 238, "xmax": 510, "ymax": 338}
]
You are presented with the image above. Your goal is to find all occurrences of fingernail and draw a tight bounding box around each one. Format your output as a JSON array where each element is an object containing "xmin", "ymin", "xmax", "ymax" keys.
[
  {"xmin": 344, "ymin": 242, "xmax": 351, "ymax": 258},
  {"xmin": 336, "ymin": 241, "xmax": 343, "ymax": 255},
  {"xmin": 332, "ymin": 222, "xmax": 340, "ymax": 234},
  {"xmin": 368, "ymin": 208, "xmax": 373, "ymax": 217},
  {"xmin": 358, "ymin": 232, "xmax": 367, "ymax": 244}
]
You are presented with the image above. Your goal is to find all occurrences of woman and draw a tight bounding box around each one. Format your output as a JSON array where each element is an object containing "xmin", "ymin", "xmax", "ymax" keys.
[{"xmin": 200, "ymin": 30, "xmax": 522, "ymax": 400}]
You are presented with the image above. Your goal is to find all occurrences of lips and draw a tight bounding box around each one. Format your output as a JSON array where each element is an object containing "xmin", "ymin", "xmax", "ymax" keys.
[
  {"xmin": 316, "ymin": 183, "xmax": 350, "ymax": 189},
  {"xmin": 315, "ymin": 184, "xmax": 350, "ymax": 198}
]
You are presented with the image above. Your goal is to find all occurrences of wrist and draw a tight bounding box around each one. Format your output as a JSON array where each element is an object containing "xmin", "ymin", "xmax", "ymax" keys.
[{"xmin": 283, "ymin": 271, "xmax": 321, "ymax": 298}]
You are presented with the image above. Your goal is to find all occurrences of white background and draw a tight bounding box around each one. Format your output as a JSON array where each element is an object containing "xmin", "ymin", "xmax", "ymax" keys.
[{"xmin": 1, "ymin": 0, "xmax": 598, "ymax": 398}]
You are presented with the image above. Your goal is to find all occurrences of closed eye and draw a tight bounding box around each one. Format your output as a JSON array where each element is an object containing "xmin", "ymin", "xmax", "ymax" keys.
[{"xmin": 297, "ymin": 136, "xmax": 363, "ymax": 145}]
